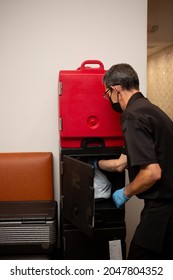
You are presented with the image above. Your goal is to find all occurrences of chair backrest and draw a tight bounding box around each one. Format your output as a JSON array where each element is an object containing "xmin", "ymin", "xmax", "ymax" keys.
[{"xmin": 0, "ymin": 152, "xmax": 54, "ymax": 201}]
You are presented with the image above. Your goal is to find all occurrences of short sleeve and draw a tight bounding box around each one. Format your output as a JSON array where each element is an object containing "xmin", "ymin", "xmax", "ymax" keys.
[{"xmin": 122, "ymin": 118, "xmax": 158, "ymax": 166}]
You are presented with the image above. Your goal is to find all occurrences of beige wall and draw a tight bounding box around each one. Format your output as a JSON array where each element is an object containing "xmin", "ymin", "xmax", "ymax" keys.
[{"xmin": 147, "ymin": 45, "xmax": 173, "ymax": 120}]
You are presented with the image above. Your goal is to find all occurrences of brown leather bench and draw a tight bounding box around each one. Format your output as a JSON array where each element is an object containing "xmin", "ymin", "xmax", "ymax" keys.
[{"xmin": 0, "ymin": 152, "xmax": 54, "ymax": 201}]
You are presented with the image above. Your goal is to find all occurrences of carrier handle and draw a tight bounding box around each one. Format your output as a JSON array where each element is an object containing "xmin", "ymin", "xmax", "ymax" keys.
[
  {"xmin": 80, "ymin": 60, "xmax": 104, "ymax": 71},
  {"xmin": 81, "ymin": 138, "xmax": 105, "ymax": 148}
]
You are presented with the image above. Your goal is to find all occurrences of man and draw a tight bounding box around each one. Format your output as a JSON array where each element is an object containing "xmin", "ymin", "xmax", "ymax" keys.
[{"xmin": 98, "ymin": 63, "xmax": 173, "ymax": 260}]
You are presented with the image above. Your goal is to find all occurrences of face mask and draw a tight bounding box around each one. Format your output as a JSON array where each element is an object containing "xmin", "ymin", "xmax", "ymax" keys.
[{"xmin": 110, "ymin": 100, "xmax": 123, "ymax": 113}]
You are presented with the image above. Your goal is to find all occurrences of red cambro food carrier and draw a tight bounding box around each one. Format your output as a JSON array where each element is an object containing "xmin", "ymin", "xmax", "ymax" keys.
[{"xmin": 58, "ymin": 60, "xmax": 124, "ymax": 149}]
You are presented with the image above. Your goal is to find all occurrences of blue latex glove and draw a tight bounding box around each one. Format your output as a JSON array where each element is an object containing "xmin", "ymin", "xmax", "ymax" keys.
[
  {"xmin": 91, "ymin": 159, "xmax": 98, "ymax": 168},
  {"xmin": 112, "ymin": 188, "xmax": 130, "ymax": 208}
]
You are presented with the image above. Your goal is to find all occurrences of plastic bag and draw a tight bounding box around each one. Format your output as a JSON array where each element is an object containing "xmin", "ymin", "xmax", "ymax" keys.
[{"xmin": 94, "ymin": 168, "xmax": 112, "ymax": 199}]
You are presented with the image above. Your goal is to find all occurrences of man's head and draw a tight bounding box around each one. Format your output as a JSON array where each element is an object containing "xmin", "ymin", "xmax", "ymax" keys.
[
  {"xmin": 103, "ymin": 63, "xmax": 139, "ymax": 91},
  {"xmin": 103, "ymin": 63, "xmax": 140, "ymax": 112}
]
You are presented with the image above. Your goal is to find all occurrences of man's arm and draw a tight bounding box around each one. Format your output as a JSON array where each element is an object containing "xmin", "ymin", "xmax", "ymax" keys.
[
  {"xmin": 112, "ymin": 163, "xmax": 162, "ymax": 208},
  {"xmin": 98, "ymin": 153, "xmax": 127, "ymax": 172},
  {"xmin": 124, "ymin": 163, "xmax": 162, "ymax": 197}
]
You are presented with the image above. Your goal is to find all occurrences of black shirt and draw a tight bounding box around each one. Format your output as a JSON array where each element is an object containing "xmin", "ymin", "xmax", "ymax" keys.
[{"xmin": 121, "ymin": 92, "xmax": 173, "ymax": 200}]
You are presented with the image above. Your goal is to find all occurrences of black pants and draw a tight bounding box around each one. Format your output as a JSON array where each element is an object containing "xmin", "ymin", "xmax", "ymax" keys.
[
  {"xmin": 128, "ymin": 239, "xmax": 173, "ymax": 260},
  {"xmin": 127, "ymin": 200, "xmax": 173, "ymax": 260}
]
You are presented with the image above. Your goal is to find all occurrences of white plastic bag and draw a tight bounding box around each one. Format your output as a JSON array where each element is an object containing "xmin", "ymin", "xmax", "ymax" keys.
[{"xmin": 94, "ymin": 168, "xmax": 112, "ymax": 199}]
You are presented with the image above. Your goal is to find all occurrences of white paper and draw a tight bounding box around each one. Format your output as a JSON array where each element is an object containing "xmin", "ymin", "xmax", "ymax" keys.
[{"xmin": 109, "ymin": 239, "xmax": 122, "ymax": 260}]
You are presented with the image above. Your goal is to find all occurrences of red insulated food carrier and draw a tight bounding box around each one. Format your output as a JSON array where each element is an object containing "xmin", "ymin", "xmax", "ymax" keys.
[{"xmin": 58, "ymin": 60, "xmax": 124, "ymax": 149}]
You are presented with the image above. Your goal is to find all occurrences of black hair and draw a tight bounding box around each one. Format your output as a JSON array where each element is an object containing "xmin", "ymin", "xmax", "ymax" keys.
[{"xmin": 103, "ymin": 63, "xmax": 139, "ymax": 90}]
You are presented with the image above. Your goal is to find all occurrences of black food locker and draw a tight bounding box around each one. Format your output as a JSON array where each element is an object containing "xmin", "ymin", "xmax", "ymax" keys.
[{"xmin": 60, "ymin": 147, "xmax": 126, "ymax": 260}]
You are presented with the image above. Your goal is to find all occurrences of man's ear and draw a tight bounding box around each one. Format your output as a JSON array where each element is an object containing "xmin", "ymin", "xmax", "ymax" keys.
[{"xmin": 114, "ymin": 85, "xmax": 122, "ymax": 92}]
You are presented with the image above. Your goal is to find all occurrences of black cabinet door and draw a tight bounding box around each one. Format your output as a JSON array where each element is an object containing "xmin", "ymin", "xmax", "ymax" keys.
[{"xmin": 62, "ymin": 155, "xmax": 95, "ymax": 237}]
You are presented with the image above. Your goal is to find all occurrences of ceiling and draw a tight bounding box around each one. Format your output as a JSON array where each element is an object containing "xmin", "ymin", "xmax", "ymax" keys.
[{"xmin": 147, "ymin": 0, "xmax": 173, "ymax": 56}]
